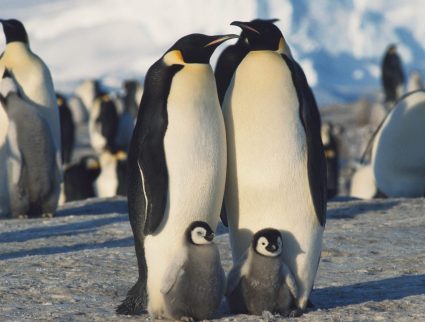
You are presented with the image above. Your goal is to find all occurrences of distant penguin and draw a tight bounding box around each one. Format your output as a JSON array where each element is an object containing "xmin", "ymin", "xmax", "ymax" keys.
[
  {"xmin": 89, "ymin": 93, "xmax": 119, "ymax": 153},
  {"xmin": 74, "ymin": 79, "xmax": 100, "ymax": 113},
  {"xmin": 116, "ymin": 33, "xmax": 236, "ymax": 315},
  {"xmin": 95, "ymin": 150, "xmax": 127, "ymax": 198},
  {"xmin": 57, "ymin": 93, "xmax": 75, "ymax": 164},
  {"xmin": 161, "ymin": 221, "xmax": 225, "ymax": 321},
  {"xmin": 0, "ymin": 19, "xmax": 62, "ymax": 176},
  {"xmin": 406, "ymin": 70, "xmax": 424, "ymax": 93},
  {"xmin": 123, "ymin": 79, "xmax": 143, "ymax": 118},
  {"xmin": 372, "ymin": 90, "xmax": 425, "ymax": 197},
  {"xmin": 350, "ymin": 164, "xmax": 378, "ymax": 199},
  {"xmin": 114, "ymin": 94, "xmax": 135, "ymax": 152},
  {"xmin": 0, "ymin": 70, "xmax": 61, "ymax": 218},
  {"xmin": 222, "ymin": 20, "xmax": 327, "ymax": 312},
  {"xmin": 381, "ymin": 44, "xmax": 405, "ymax": 104},
  {"xmin": 321, "ymin": 122, "xmax": 339, "ymax": 199},
  {"xmin": 215, "ymin": 18, "xmax": 279, "ymax": 105},
  {"xmin": 226, "ymin": 228, "xmax": 299, "ymax": 317},
  {"xmin": 63, "ymin": 155, "xmax": 100, "ymax": 202},
  {"xmin": 0, "ymin": 76, "xmax": 10, "ymax": 217}
]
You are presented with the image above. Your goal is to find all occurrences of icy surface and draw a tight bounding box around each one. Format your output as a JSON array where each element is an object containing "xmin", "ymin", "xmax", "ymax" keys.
[{"xmin": 1, "ymin": 197, "xmax": 424, "ymax": 321}]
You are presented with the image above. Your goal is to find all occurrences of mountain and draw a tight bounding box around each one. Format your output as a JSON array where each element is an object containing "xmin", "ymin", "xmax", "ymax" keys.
[{"xmin": 1, "ymin": 0, "xmax": 424, "ymax": 104}]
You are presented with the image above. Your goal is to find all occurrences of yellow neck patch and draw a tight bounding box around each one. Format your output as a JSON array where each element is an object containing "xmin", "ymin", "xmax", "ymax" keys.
[{"xmin": 163, "ymin": 50, "xmax": 185, "ymax": 65}]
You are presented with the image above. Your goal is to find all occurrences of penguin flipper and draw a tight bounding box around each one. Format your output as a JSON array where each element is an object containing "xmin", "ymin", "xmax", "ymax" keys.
[
  {"xmin": 282, "ymin": 55, "xmax": 327, "ymax": 226},
  {"xmin": 280, "ymin": 262, "xmax": 299, "ymax": 300},
  {"xmin": 220, "ymin": 202, "xmax": 228, "ymax": 227},
  {"xmin": 226, "ymin": 252, "xmax": 247, "ymax": 295},
  {"xmin": 160, "ymin": 251, "xmax": 187, "ymax": 294}
]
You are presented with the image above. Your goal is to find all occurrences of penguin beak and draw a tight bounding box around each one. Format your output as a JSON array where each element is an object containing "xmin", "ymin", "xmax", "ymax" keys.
[
  {"xmin": 204, "ymin": 34, "xmax": 239, "ymax": 48},
  {"xmin": 266, "ymin": 244, "xmax": 277, "ymax": 252},
  {"xmin": 204, "ymin": 232, "xmax": 215, "ymax": 242},
  {"xmin": 230, "ymin": 21, "xmax": 261, "ymax": 35}
]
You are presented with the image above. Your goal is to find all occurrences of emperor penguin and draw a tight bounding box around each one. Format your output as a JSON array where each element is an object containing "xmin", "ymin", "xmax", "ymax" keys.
[
  {"xmin": 0, "ymin": 75, "xmax": 10, "ymax": 217},
  {"xmin": 89, "ymin": 93, "xmax": 119, "ymax": 153},
  {"xmin": 214, "ymin": 18, "xmax": 279, "ymax": 105},
  {"xmin": 222, "ymin": 20, "xmax": 327, "ymax": 312},
  {"xmin": 0, "ymin": 19, "xmax": 62, "ymax": 177},
  {"xmin": 371, "ymin": 90, "xmax": 425, "ymax": 197},
  {"xmin": 116, "ymin": 33, "xmax": 237, "ymax": 315},
  {"xmin": 226, "ymin": 228, "xmax": 299, "ymax": 317},
  {"xmin": 321, "ymin": 122, "xmax": 339, "ymax": 199},
  {"xmin": 161, "ymin": 221, "xmax": 225, "ymax": 321},
  {"xmin": 57, "ymin": 93, "xmax": 75, "ymax": 164},
  {"xmin": 0, "ymin": 70, "xmax": 61, "ymax": 218},
  {"xmin": 95, "ymin": 149, "xmax": 127, "ymax": 198}
]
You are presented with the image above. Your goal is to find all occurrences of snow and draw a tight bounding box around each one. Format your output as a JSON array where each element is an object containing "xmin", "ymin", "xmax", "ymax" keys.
[{"xmin": 2, "ymin": 0, "xmax": 425, "ymax": 104}]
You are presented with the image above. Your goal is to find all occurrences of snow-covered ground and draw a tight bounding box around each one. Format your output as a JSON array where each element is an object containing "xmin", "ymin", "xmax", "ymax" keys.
[
  {"xmin": 2, "ymin": 0, "xmax": 425, "ymax": 104},
  {"xmin": 1, "ymin": 197, "xmax": 425, "ymax": 321}
]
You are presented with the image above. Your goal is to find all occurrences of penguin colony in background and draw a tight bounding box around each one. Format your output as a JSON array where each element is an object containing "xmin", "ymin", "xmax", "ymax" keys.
[{"xmin": 0, "ymin": 19, "xmax": 61, "ymax": 218}]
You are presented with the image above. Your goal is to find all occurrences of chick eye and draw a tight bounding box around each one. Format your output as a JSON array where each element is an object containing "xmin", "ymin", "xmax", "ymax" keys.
[{"xmin": 261, "ymin": 242, "xmax": 266, "ymax": 246}]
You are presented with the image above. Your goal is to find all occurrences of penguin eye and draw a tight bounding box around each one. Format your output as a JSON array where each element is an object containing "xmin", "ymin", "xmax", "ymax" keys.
[{"xmin": 261, "ymin": 242, "xmax": 266, "ymax": 246}]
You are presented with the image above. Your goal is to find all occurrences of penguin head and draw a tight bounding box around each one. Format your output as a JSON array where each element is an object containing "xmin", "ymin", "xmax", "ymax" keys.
[
  {"xmin": 231, "ymin": 20, "xmax": 290, "ymax": 55},
  {"xmin": 186, "ymin": 221, "xmax": 215, "ymax": 245},
  {"xmin": 236, "ymin": 18, "xmax": 279, "ymax": 49},
  {"xmin": 163, "ymin": 33, "xmax": 239, "ymax": 65},
  {"xmin": 0, "ymin": 19, "xmax": 29, "ymax": 45},
  {"xmin": 252, "ymin": 228, "xmax": 283, "ymax": 257}
]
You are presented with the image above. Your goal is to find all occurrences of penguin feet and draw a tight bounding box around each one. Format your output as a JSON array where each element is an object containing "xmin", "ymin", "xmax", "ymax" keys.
[
  {"xmin": 41, "ymin": 212, "xmax": 54, "ymax": 218},
  {"xmin": 116, "ymin": 280, "xmax": 147, "ymax": 315},
  {"xmin": 288, "ymin": 308, "xmax": 304, "ymax": 318},
  {"xmin": 180, "ymin": 316, "xmax": 195, "ymax": 322},
  {"xmin": 12, "ymin": 213, "xmax": 28, "ymax": 219},
  {"xmin": 261, "ymin": 310, "xmax": 276, "ymax": 322}
]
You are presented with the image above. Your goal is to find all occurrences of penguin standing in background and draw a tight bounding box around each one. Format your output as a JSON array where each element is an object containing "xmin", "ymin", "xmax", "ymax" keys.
[
  {"xmin": 116, "ymin": 33, "xmax": 236, "ymax": 315},
  {"xmin": 215, "ymin": 18, "xmax": 279, "ymax": 105},
  {"xmin": 161, "ymin": 221, "xmax": 225, "ymax": 321},
  {"xmin": 0, "ymin": 70, "xmax": 61, "ymax": 218},
  {"xmin": 226, "ymin": 228, "xmax": 299, "ymax": 316},
  {"xmin": 57, "ymin": 93, "xmax": 75, "ymax": 164},
  {"xmin": 95, "ymin": 150, "xmax": 127, "ymax": 198},
  {"xmin": 222, "ymin": 20, "xmax": 326, "ymax": 313},
  {"xmin": 0, "ymin": 77, "xmax": 10, "ymax": 217},
  {"xmin": 89, "ymin": 93, "xmax": 119, "ymax": 153},
  {"xmin": 63, "ymin": 155, "xmax": 100, "ymax": 202},
  {"xmin": 381, "ymin": 44, "xmax": 405, "ymax": 104},
  {"xmin": 321, "ymin": 122, "xmax": 339, "ymax": 199},
  {"xmin": 372, "ymin": 90, "xmax": 425, "ymax": 197},
  {"xmin": 0, "ymin": 19, "xmax": 62, "ymax": 178}
]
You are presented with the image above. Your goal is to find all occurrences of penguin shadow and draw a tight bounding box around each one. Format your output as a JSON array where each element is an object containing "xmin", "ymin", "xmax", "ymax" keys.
[
  {"xmin": 327, "ymin": 200, "xmax": 400, "ymax": 220},
  {"xmin": 310, "ymin": 274, "xmax": 425, "ymax": 309},
  {"xmin": 56, "ymin": 197, "xmax": 128, "ymax": 217},
  {"xmin": 0, "ymin": 198, "xmax": 132, "ymax": 260}
]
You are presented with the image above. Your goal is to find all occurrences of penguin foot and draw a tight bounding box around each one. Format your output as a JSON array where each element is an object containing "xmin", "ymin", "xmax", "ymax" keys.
[
  {"xmin": 288, "ymin": 308, "xmax": 304, "ymax": 318},
  {"xmin": 180, "ymin": 316, "xmax": 195, "ymax": 322},
  {"xmin": 261, "ymin": 310, "xmax": 276, "ymax": 321},
  {"xmin": 116, "ymin": 280, "xmax": 147, "ymax": 315},
  {"xmin": 41, "ymin": 213, "xmax": 54, "ymax": 218},
  {"xmin": 12, "ymin": 213, "xmax": 28, "ymax": 219}
]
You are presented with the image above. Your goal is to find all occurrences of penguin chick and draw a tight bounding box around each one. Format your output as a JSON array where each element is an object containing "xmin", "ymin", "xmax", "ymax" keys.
[
  {"xmin": 160, "ymin": 221, "xmax": 226, "ymax": 321},
  {"xmin": 226, "ymin": 228, "xmax": 300, "ymax": 317}
]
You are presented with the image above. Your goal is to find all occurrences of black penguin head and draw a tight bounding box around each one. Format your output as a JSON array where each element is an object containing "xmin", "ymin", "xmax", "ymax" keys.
[
  {"xmin": 236, "ymin": 18, "xmax": 279, "ymax": 49},
  {"xmin": 231, "ymin": 20, "xmax": 289, "ymax": 54},
  {"xmin": 0, "ymin": 19, "xmax": 29, "ymax": 44},
  {"xmin": 186, "ymin": 221, "xmax": 215, "ymax": 245},
  {"xmin": 164, "ymin": 33, "xmax": 239, "ymax": 65},
  {"xmin": 252, "ymin": 228, "xmax": 283, "ymax": 257}
]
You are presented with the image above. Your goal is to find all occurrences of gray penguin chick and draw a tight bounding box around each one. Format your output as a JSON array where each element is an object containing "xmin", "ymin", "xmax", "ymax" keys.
[
  {"xmin": 226, "ymin": 228, "xmax": 299, "ymax": 317},
  {"xmin": 160, "ymin": 221, "xmax": 226, "ymax": 321}
]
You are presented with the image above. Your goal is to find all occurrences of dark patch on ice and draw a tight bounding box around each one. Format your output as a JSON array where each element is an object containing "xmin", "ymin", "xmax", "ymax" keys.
[
  {"xmin": 311, "ymin": 274, "xmax": 425, "ymax": 309},
  {"xmin": 0, "ymin": 237, "xmax": 133, "ymax": 260},
  {"xmin": 327, "ymin": 200, "xmax": 399, "ymax": 219}
]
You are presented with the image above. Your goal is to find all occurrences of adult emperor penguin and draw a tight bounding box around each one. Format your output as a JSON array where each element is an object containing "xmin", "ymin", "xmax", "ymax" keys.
[
  {"xmin": 371, "ymin": 90, "xmax": 425, "ymax": 197},
  {"xmin": 161, "ymin": 221, "xmax": 225, "ymax": 321},
  {"xmin": 116, "ymin": 33, "xmax": 237, "ymax": 315},
  {"xmin": 214, "ymin": 18, "xmax": 279, "ymax": 105},
  {"xmin": 0, "ymin": 70, "xmax": 61, "ymax": 218},
  {"xmin": 222, "ymin": 20, "xmax": 327, "ymax": 312},
  {"xmin": 0, "ymin": 19, "xmax": 62, "ymax": 177},
  {"xmin": 226, "ymin": 228, "xmax": 299, "ymax": 316}
]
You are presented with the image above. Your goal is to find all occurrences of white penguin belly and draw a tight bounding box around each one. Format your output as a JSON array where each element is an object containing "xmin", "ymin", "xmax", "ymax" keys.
[
  {"xmin": 372, "ymin": 92, "xmax": 425, "ymax": 197},
  {"xmin": 223, "ymin": 51, "xmax": 322, "ymax": 307},
  {"xmin": 145, "ymin": 64, "xmax": 227, "ymax": 317}
]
